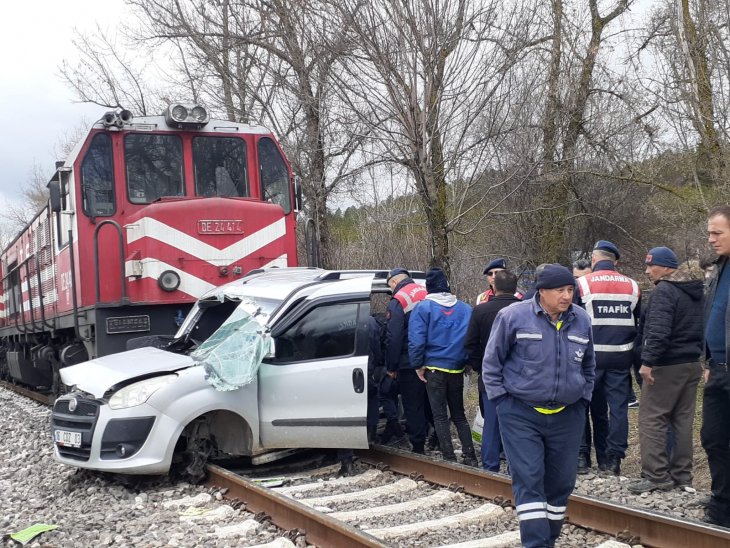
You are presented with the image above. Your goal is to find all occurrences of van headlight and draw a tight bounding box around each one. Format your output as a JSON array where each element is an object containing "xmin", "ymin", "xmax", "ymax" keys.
[{"xmin": 109, "ymin": 375, "xmax": 178, "ymax": 410}]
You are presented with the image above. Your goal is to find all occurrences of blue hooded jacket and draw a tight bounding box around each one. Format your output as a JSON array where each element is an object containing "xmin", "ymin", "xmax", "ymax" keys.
[{"xmin": 408, "ymin": 293, "xmax": 472, "ymax": 371}]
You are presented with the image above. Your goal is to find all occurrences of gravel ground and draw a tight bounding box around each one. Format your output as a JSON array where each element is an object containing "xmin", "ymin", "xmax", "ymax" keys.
[
  {"xmin": 0, "ymin": 382, "xmax": 717, "ymax": 548},
  {"xmin": 0, "ymin": 387, "xmax": 300, "ymax": 548}
]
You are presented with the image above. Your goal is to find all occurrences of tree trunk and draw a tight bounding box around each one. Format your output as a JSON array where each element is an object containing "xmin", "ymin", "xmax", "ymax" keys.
[{"xmin": 677, "ymin": 0, "xmax": 724, "ymax": 185}]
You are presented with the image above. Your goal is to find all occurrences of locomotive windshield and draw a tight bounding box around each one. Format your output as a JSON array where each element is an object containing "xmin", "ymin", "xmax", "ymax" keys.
[
  {"xmin": 125, "ymin": 134, "xmax": 184, "ymax": 203},
  {"xmin": 193, "ymin": 136, "xmax": 248, "ymax": 197}
]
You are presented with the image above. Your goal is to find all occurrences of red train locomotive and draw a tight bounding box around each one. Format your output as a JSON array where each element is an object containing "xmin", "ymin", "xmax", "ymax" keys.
[{"xmin": 0, "ymin": 105, "xmax": 299, "ymax": 391}]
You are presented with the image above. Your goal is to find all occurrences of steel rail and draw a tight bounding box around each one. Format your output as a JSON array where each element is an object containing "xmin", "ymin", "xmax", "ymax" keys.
[
  {"xmin": 206, "ymin": 464, "xmax": 387, "ymax": 548},
  {"xmin": 356, "ymin": 445, "xmax": 730, "ymax": 548},
  {"xmin": 0, "ymin": 380, "xmax": 54, "ymax": 406}
]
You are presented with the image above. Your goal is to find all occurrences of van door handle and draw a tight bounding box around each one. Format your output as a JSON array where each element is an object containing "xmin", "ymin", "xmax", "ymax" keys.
[{"xmin": 352, "ymin": 368, "xmax": 364, "ymax": 393}]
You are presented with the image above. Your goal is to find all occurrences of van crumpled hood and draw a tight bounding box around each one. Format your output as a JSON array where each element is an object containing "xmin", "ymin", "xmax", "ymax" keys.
[{"xmin": 60, "ymin": 347, "xmax": 195, "ymax": 398}]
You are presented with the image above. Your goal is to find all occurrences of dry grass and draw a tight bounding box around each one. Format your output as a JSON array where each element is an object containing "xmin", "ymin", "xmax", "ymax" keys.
[{"xmin": 464, "ymin": 374, "xmax": 711, "ymax": 490}]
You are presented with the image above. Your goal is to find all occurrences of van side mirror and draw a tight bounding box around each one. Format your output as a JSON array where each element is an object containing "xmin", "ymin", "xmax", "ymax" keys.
[{"xmin": 49, "ymin": 181, "xmax": 61, "ymax": 213}]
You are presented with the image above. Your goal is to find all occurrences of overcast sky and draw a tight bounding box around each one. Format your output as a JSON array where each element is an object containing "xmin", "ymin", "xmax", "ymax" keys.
[{"xmin": 1, "ymin": 1, "xmax": 126, "ymax": 208}]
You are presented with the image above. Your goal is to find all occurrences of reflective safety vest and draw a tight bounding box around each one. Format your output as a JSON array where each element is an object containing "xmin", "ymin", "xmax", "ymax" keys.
[
  {"xmin": 476, "ymin": 288, "xmax": 523, "ymax": 305},
  {"xmin": 394, "ymin": 282, "xmax": 427, "ymax": 313},
  {"xmin": 577, "ymin": 269, "xmax": 640, "ymax": 369}
]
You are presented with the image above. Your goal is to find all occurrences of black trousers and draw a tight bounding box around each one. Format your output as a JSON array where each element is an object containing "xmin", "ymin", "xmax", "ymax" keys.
[
  {"xmin": 399, "ymin": 368, "xmax": 428, "ymax": 450},
  {"xmin": 424, "ymin": 368, "xmax": 474, "ymax": 460},
  {"xmin": 701, "ymin": 365, "xmax": 730, "ymax": 519}
]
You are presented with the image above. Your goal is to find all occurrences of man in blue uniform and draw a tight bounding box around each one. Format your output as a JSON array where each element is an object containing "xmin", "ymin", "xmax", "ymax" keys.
[
  {"xmin": 483, "ymin": 264, "xmax": 595, "ymax": 548},
  {"xmin": 384, "ymin": 268, "xmax": 428, "ymax": 453}
]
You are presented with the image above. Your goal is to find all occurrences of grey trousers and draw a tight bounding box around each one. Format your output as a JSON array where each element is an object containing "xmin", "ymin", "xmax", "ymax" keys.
[{"xmin": 639, "ymin": 361, "xmax": 702, "ymax": 484}]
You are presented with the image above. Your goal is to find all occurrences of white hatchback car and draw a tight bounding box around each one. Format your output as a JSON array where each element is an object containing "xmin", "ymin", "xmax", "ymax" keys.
[{"xmin": 50, "ymin": 268, "xmax": 402, "ymax": 477}]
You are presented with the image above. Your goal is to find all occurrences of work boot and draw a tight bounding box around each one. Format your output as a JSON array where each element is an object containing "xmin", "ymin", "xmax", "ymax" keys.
[
  {"xmin": 577, "ymin": 453, "xmax": 591, "ymax": 475},
  {"xmin": 426, "ymin": 431, "xmax": 440, "ymax": 451},
  {"xmin": 601, "ymin": 456, "xmax": 621, "ymax": 476},
  {"xmin": 461, "ymin": 448, "xmax": 478, "ymax": 467},
  {"xmin": 411, "ymin": 443, "xmax": 425, "ymax": 455},
  {"xmin": 703, "ymin": 509, "xmax": 730, "ymax": 528},
  {"xmin": 627, "ymin": 478, "xmax": 673, "ymax": 494},
  {"xmin": 379, "ymin": 420, "xmax": 404, "ymax": 444},
  {"xmin": 338, "ymin": 459, "xmax": 355, "ymax": 477}
]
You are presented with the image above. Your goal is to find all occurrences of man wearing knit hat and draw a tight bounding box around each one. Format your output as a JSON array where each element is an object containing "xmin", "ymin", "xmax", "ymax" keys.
[
  {"xmin": 408, "ymin": 267, "xmax": 477, "ymax": 465},
  {"xmin": 576, "ymin": 240, "xmax": 640, "ymax": 476},
  {"xmin": 483, "ymin": 264, "xmax": 595, "ymax": 548},
  {"xmin": 627, "ymin": 247, "xmax": 704, "ymax": 494}
]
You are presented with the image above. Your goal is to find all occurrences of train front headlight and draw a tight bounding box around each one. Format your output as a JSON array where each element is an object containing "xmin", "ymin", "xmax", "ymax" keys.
[
  {"xmin": 158, "ymin": 270, "xmax": 181, "ymax": 292},
  {"xmin": 164, "ymin": 103, "xmax": 209, "ymax": 129},
  {"xmin": 108, "ymin": 375, "xmax": 178, "ymax": 410}
]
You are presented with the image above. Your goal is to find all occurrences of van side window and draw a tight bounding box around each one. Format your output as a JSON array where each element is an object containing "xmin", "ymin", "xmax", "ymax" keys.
[{"xmin": 275, "ymin": 302, "xmax": 359, "ymax": 361}]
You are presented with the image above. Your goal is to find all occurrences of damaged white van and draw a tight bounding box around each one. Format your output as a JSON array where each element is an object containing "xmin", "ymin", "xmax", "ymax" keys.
[{"xmin": 50, "ymin": 268, "xmax": 394, "ymax": 479}]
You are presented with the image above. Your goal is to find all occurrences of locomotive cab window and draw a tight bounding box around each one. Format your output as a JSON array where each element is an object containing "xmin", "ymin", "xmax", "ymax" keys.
[
  {"xmin": 258, "ymin": 137, "xmax": 291, "ymax": 214},
  {"xmin": 125, "ymin": 134, "xmax": 184, "ymax": 204},
  {"xmin": 193, "ymin": 137, "xmax": 248, "ymax": 197},
  {"xmin": 80, "ymin": 133, "xmax": 115, "ymax": 217}
]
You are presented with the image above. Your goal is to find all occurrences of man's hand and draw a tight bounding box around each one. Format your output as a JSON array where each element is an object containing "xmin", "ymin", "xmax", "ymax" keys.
[
  {"xmin": 640, "ymin": 365, "xmax": 654, "ymax": 386},
  {"xmin": 386, "ymin": 370, "xmax": 398, "ymax": 379},
  {"xmin": 416, "ymin": 367, "xmax": 427, "ymax": 383},
  {"xmin": 704, "ymin": 369, "xmax": 711, "ymax": 384}
]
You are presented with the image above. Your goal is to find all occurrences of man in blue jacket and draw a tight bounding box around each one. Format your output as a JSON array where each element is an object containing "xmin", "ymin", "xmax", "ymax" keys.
[
  {"xmin": 483, "ymin": 264, "xmax": 595, "ymax": 548},
  {"xmin": 702, "ymin": 205, "xmax": 730, "ymax": 527},
  {"xmin": 409, "ymin": 267, "xmax": 477, "ymax": 465}
]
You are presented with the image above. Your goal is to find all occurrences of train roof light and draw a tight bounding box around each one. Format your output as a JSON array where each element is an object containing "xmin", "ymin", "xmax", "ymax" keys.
[{"xmin": 164, "ymin": 103, "xmax": 209, "ymax": 129}]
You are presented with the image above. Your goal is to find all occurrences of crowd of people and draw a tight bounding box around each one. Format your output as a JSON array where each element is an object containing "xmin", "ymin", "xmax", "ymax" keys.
[{"xmin": 366, "ymin": 204, "xmax": 730, "ymax": 547}]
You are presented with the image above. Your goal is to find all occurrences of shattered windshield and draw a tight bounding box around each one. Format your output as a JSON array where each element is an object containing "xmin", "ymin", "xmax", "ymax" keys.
[
  {"xmin": 190, "ymin": 300, "xmax": 274, "ymax": 391},
  {"xmin": 175, "ymin": 294, "xmax": 279, "ymax": 341}
]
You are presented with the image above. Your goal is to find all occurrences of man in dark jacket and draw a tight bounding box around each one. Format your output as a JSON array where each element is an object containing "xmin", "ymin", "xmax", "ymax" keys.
[
  {"xmin": 465, "ymin": 270, "xmax": 520, "ymax": 471},
  {"xmin": 384, "ymin": 268, "xmax": 428, "ymax": 453},
  {"xmin": 628, "ymin": 247, "xmax": 704, "ymax": 494},
  {"xmin": 702, "ymin": 205, "xmax": 730, "ymax": 526}
]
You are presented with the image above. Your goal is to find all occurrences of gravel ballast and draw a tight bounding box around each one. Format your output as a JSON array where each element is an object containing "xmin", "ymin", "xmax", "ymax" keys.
[{"xmin": 0, "ymin": 387, "xmax": 298, "ymax": 548}]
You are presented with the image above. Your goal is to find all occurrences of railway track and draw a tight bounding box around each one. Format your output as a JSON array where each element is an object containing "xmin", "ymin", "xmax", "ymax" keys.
[
  {"xmin": 2, "ymin": 383, "xmax": 728, "ymax": 547},
  {"xmin": 0, "ymin": 379, "xmax": 54, "ymax": 406},
  {"xmin": 208, "ymin": 445, "xmax": 730, "ymax": 548}
]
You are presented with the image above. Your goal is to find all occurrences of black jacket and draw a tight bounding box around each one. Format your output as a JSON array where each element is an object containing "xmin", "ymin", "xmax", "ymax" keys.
[
  {"xmin": 639, "ymin": 267, "xmax": 704, "ymax": 367},
  {"xmin": 464, "ymin": 294, "xmax": 521, "ymax": 373}
]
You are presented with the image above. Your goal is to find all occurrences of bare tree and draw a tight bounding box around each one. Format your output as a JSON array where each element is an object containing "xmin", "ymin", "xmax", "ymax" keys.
[
  {"xmin": 2, "ymin": 162, "xmax": 51, "ymax": 234},
  {"xmin": 332, "ymin": 0, "xmax": 540, "ymax": 276},
  {"xmin": 60, "ymin": 26, "xmax": 157, "ymax": 114},
  {"xmin": 529, "ymin": 0, "xmax": 633, "ymax": 263},
  {"xmin": 634, "ymin": 0, "xmax": 727, "ymax": 193}
]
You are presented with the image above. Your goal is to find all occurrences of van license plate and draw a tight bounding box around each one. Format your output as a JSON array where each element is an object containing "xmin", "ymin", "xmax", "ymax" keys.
[{"xmin": 54, "ymin": 429, "xmax": 82, "ymax": 448}]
